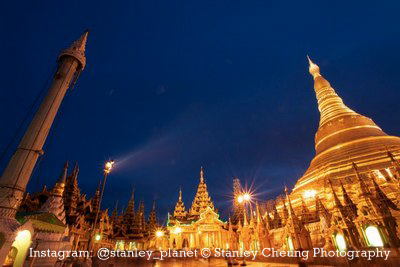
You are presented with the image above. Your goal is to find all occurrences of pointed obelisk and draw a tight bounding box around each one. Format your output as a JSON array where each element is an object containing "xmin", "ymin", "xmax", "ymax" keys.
[{"xmin": 0, "ymin": 31, "xmax": 88, "ymax": 218}]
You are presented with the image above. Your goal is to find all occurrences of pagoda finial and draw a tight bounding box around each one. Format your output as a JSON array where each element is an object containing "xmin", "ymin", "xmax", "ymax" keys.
[
  {"xmin": 307, "ymin": 55, "xmax": 321, "ymax": 79},
  {"xmin": 371, "ymin": 174, "xmax": 399, "ymax": 210},
  {"xmin": 130, "ymin": 186, "xmax": 135, "ymax": 201},
  {"xmin": 179, "ymin": 187, "xmax": 182, "ymax": 201},
  {"xmin": 340, "ymin": 180, "xmax": 357, "ymax": 216},
  {"xmin": 51, "ymin": 161, "xmax": 68, "ymax": 196},
  {"xmin": 352, "ymin": 162, "xmax": 370, "ymax": 196},
  {"xmin": 328, "ymin": 179, "xmax": 343, "ymax": 209},
  {"xmin": 59, "ymin": 30, "xmax": 89, "ymax": 70},
  {"xmin": 285, "ymin": 186, "xmax": 295, "ymax": 216},
  {"xmin": 58, "ymin": 161, "xmax": 69, "ymax": 184},
  {"xmin": 200, "ymin": 166, "xmax": 204, "ymax": 183},
  {"xmin": 72, "ymin": 162, "xmax": 79, "ymax": 179}
]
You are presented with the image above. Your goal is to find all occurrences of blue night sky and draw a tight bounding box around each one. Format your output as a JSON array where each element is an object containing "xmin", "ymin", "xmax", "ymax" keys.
[{"xmin": 1, "ymin": 1, "xmax": 400, "ymax": 221}]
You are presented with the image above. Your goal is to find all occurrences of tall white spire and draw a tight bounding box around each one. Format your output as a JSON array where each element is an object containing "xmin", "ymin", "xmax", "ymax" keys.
[{"xmin": 0, "ymin": 32, "xmax": 89, "ymax": 220}]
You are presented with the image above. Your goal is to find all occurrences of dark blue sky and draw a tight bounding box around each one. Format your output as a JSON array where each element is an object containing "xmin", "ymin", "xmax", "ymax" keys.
[{"xmin": 1, "ymin": 1, "xmax": 400, "ymax": 221}]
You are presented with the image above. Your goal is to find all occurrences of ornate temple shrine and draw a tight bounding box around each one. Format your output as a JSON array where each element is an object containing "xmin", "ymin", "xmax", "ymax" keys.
[{"xmin": 167, "ymin": 167, "xmax": 232, "ymax": 249}]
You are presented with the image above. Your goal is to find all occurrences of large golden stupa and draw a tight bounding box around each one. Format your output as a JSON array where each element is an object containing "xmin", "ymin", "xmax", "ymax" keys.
[{"xmin": 291, "ymin": 57, "xmax": 400, "ymax": 205}]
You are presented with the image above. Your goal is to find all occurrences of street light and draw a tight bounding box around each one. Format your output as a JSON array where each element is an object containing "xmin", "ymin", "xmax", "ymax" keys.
[
  {"xmin": 88, "ymin": 160, "xmax": 115, "ymax": 253},
  {"xmin": 243, "ymin": 193, "xmax": 251, "ymax": 201},
  {"xmin": 104, "ymin": 160, "xmax": 114, "ymax": 174},
  {"xmin": 156, "ymin": 230, "xmax": 164, "ymax": 238}
]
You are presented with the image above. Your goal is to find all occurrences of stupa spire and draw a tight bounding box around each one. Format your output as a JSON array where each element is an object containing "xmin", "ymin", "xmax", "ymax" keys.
[
  {"xmin": 352, "ymin": 162, "xmax": 370, "ymax": 196},
  {"xmin": 111, "ymin": 200, "xmax": 119, "ymax": 222},
  {"xmin": 328, "ymin": 179, "xmax": 344, "ymax": 210},
  {"xmin": 285, "ymin": 186, "xmax": 296, "ymax": 217},
  {"xmin": 200, "ymin": 166, "xmax": 204, "ymax": 183},
  {"xmin": 307, "ymin": 56, "xmax": 357, "ymax": 127},
  {"xmin": 306, "ymin": 56, "xmax": 385, "ymax": 154},
  {"xmin": 371, "ymin": 174, "xmax": 399, "ymax": 210},
  {"xmin": 340, "ymin": 181, "xmax": 357, "ymax": 217},
  {"xmin": 51, "ymin": 161, "xmax": 68, "ymax": 197},
  {"xmin": 307, "ymin": 55, "xmax": 321, "ymax": 79}
]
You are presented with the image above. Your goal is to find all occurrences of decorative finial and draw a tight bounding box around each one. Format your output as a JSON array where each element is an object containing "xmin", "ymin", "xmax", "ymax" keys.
[
  {"xmin": 179, "ymin": 187, "xmax": 182, "ymax": 201},
  {"xmin": 200, "ymin": 166, "xmax": 204, "ymax": 183},
  {"xmin": 59, "ymin": 30, "xmax": 89, "ymax": 70},
  {"xmin": 130, "ymin": 186, "xmax": 135, "ymax": 201},
  {"xmin": 307, "ymin": 55, "xmax": 321, "ymax": 79},
  {"xmin": 57, "ymin": 161, "xmax": 68, "ymax": 184}
]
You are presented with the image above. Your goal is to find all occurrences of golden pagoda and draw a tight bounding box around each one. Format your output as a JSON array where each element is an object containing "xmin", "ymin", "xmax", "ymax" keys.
[
  {"xmin": 291, "ymin": 57, "xmax": 400, "ymax": 206},
  {"xmin": 167, "ymin": 167, "xmax": 230, "ymax": 249},
  {"xmin": 189, "ymin": 166, "xmax": 216, "ymax": 219}
]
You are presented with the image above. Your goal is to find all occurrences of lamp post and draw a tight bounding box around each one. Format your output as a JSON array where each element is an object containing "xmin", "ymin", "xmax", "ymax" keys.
[
  {"xmin": 155, "ymin": 229, "xmax": 164, "ymax": 250},
  {"xmin": 237, "ymin": 192, "xmax": 252, "ymax": 266},
  {"xmin": 237, "ymin": 193, "xmax": 252, "ymax": 219},
  {"xmin": 88, "ymin": 160, "xmax": 114, "ymax": 253}
]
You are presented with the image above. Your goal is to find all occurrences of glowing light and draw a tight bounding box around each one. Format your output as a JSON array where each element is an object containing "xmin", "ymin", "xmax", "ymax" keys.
[
  {"xmin": 335, "ymin": 234, "xmax": 346, "ymax": 251},
  {"xmin": 104, "ymin": 160, "xmax": 115, "ymax": 174},
  {"xmin": 237, "ymin": 196, "xmax": 244, "ymax": 203},
  {"xmin": 365, "ymin": 226, "xmax": 384, "ymax": 247},
  {"xmin": 303, "ymin": 190, "xmax": 317, "ymax": 199},
  {"xmin": 243, "ymin": 193, "xmax": 251, "ymax": 201},
  {"xmin": 156, "ymin": 230, "xmax": 164, "ymax": 237},
  {"xmin": 15, "ymin": 230, "xmax": 31, "ymax": 242},
  {"xmin": 95, "ymin": 234, "xmax": 101, "ymax": 241},
  {"xmin": 174, "ymin": 227, "xmax": 182, "ymax": 234}
]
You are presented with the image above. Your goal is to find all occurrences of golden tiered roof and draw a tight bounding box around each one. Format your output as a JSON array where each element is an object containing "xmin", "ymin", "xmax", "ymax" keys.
[
  {"xmin": 292, "ymin": 57, "xmax": 400, "ymax": 203},
  {"xmin": 173, "ymin": 188, "xmax": 187, "ymax": 218},
  {"xmin": 189, "ymin": 167, "xmax": 215, "ymax": 217}
]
